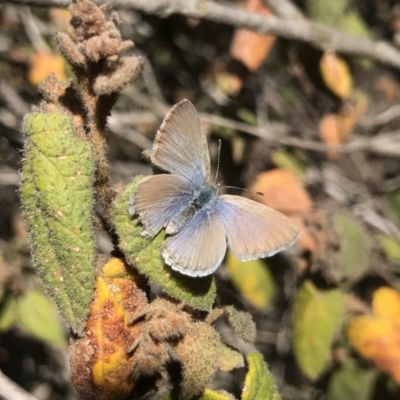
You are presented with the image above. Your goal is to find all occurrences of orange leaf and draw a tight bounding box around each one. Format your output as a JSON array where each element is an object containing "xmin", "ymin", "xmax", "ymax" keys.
[
  {"xmin": 319, "ymin": 114, "xmax": 341, "ymax": 160},
  {"xmin": 289, "ymin": 214, "xmax": 316, "ymax": 252},
  {"xmin": 347, "ymin": 287, "xmax": 400, "ymax": 383},
  {"xmin": 28, "ymin": 52, "xmax": 66, "ymax": 86},
  {"xmin": 230, "ymin": 0, "xmax": 276, "ymax": 72},
  {"xmin": 250, "ymin": 168, "xmax": 313, "ymax": 214},
  {"xmin": 320, "ymin": 52, "xmax": 352, "ymax": 99},
  {"xmin": 319, "ymin": 99, "xmax": 367, "ymax": 159}
]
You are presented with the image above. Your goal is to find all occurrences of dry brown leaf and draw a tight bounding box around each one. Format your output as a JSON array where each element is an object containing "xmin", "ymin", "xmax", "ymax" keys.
[
  {"xmin": 230, "ymin": 0, "xmax": 276, "ymax": 72},
  {"xmin": 28, "ymin": 52, "xmax": 67, "ymax": 86},
  {"xmin": 320, "ymin": 52, "xmax": 352, "ymax": 99},
  {"xmin": 250, "ymin": 168, "xmax": 313, "ymax": 214}
]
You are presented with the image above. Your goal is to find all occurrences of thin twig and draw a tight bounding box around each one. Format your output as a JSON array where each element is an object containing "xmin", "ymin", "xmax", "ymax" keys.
[
  {"xmin": 200, "ymin": 112, "xmax": 400, "ymax": 156},
  {"xmin": 263, "ymin": 0, "xmax": 304, "ymax": 21},
  {"xmin": 0, "ymin": 167, "xmax": 21, "ymax": 186},
  {"xmin": 360, "ymin": 104, "xmax": 400, "ymax": 127},
  {"xmin": 0, "ymin": 82, "xmax": 30, "ymax": 117},
  {"xmin": 17, "ymin": 6, "xmax": 50, "ymax": 53},
  {"xmin": 112, "ymin": 91, "xmax": 400, "ymax": 157},
  {"xmin": 5, "ymin": 0, "xmax": 400, "ymax": 70},
  {"xmin": 0, "ymin": 370, "xmax": 38, "ymax": 400}
]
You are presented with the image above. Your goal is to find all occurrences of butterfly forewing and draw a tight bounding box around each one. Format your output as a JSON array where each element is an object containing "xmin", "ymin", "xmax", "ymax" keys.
[
  {"xmin": 131, "ymin": 174, "xmax": 194, "ymax": 237},
  {"xmin": 214, "ymin": 195, "xmax": 300, "ymax": 260},
  {"xmin": 162, "ymin": 207, "xmax": 227, "ymax": 277},
  {"xmin": 151, "ymin": 100, "xmax": 210, "ymax": 187}
]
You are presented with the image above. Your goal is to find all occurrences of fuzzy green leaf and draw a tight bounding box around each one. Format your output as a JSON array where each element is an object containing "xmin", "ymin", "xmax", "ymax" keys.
[
  {"xmin": 224, "ymin": 306, "xmax": 256, "ymax": 343},
  {"xmin": 20, "ymin": 113, "xmax": 96, "ymax": 334},
  {"xmin": 175, "ymin": 322, "xmax": 221, "ymax": 399},
  {"xmin": 242, "ymin": 352, "xmax": 280, "ymax": 400},
  {"xmin": 113, "ymin": 177, "xmax": 216, "ymax": 310},
  {"xmin": 292, "ymin": 280, "xmax": 344, "ymax": 380},
  {"xmin": 218, "ymin": 344, "xmax": 245, "ymax": 372}
]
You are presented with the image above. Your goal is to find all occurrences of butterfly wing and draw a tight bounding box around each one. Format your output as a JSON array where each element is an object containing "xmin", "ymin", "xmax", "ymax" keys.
[
  {"xmin": 214, "ymin": 195, "xmax": 300, "ymax": 260},
  {"xmin": 151, "ymin": 100, "xmax": 210, "ymax": 188},
  {"xmin": 130, "ymin": 174, "xmax": 194, "ymax": 237},
  {"xmin": 162, "ymin": 207, "xmax": 226, "ymax": 277}
]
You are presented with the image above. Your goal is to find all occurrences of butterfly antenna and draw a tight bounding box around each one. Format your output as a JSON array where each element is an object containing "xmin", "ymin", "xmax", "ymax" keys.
[
  {"xmin": 214, "ymin": 139, "xmax": 222, "ymax": 185},
  {"xmin": 221, "ymin": 185, "xmax": 264, "ymax": 197}
]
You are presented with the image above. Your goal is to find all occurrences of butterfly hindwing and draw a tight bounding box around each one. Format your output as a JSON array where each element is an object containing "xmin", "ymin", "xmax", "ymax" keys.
[{"xmin": 162, "ymin": 207, "xmax": 227, "ymax": 277}]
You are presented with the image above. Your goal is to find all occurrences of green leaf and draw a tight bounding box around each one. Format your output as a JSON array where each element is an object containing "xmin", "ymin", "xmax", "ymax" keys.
[
  {"xmin": 237, "ymin": 109, "xmax": 257, "ymax": 126},
  {"xmin": 227, "ymin": 252, "xmax": 276, "ymax": 310},
  {"xmin": 292, "ymin": 280, "xmax": 344, "ymax": 380},
  {"xmin": 333, "ymin": 213, "xmax": 369, "ymax": 277},
  {"xmin": 306, "ymin": 0, "xmax": 370, "ymax": 37},
  {"xmin": 242, "ymin": 352, "xmax": 280, "ymax": 400},
  {"xmin": 328, "ymin": 361, "xmax": 375, "ymax": 400},
  {"xmin": 20, "ymin": 113, "xmax": 96, "ymax": 334},
  {"xmin": 379, "ymin": 235, "xmax": 400, "ymax": 262},
  {"xmin": 270, "ymin": 150, "xmax": 306, "ymax": 179},
  {"xmin": 0, "ymin": 296, "xmax": 18, "ymax": 332},
  {"xmin": 17, "ymin": 290, "xmax": 66, "ymax": 346},
  {"xmin": 113, "ymin": 177, "xmax": 216, "ymax": 311},
  {"xmin": 388, "ymin": 188, "xmax": 400, "ymax": 223}
]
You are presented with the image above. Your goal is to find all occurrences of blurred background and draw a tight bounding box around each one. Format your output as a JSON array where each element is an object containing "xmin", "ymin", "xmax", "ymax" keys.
[{"xmin": 1, "ymin": 0, "xmax": 400, "ymax": 399}]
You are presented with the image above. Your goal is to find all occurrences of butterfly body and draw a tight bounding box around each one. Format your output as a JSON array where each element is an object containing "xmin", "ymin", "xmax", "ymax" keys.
[{"xmin": 130, "ymin": 100, "xmax": 300, "ymax": 277}]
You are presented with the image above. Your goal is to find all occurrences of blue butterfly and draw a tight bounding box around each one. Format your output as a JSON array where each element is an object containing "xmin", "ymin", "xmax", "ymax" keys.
[{"xmin": 130, "ymin": 100, "xmax": 299, "ymax": 277}]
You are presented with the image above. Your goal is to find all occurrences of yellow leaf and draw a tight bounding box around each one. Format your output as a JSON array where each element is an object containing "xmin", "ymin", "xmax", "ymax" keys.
[
  {"xmin": 320, "ymin": 52, "xmax": 352, "ymax": 99},
  {"xmin": 29, "ymin": 52, "xmax": 66, "ymax": 86},
  {"xmin": 226, "ymin": 252, "xmax": 276, "ymax": 310},
  {"xmin": 372, "ymin": 287, "xmax": 400, "ymax": 326}
]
